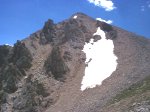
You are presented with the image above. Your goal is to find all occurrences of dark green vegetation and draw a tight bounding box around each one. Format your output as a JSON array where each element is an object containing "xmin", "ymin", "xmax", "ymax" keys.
[
  {"xmin": 11, "ymin": 40, "xmax": 33, "ymax": 70},
  {"xmin": 0, "ymin": 45, "xmax": 11, "ymax": 67},
  {"xmin": 34, "ymin": 80, "xmax": 50, "ymax": 97},
  {"xmin": 44, "ymin": 46, "xmax": 69, "ymax": 81},
  {"xmin": 13, "ymin": 76, "xmax": 50, "ymax": 112},
  {"xmin": 0, "ymin": 41, "xmax": 33, "ymax": 110},
  {"xmin": 0, "ymin": 90, "xmax": 7, "ymax": 110},
  {"xmin": 0, "ymin": 40, "xmax": 32, "ymax": 94},
  {"xmin": 2, "ymin": 64, "xmax": 23, "ymax": 93},
  {"xmin": 110, "ymin": 76, "xmax": 150, "ymax": 104}
]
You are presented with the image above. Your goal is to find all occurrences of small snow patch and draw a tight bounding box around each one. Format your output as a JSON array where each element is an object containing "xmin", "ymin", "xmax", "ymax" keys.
[
  {"xmin": 4, "ymin": 44, "xmax": 13, "ymax": 47},
  {"xmin": 96, "ymin": 18, "xmax": 113, "ymax": 24},
  {"xmin": 81, "ymin": 27, "xmax": 118, "ymax": 91},
  {"xmin": 24, "ymin": 76, "xmax": 28, "ymax": 79},
  {"xmin": 73, "ymin": 15, "xmax": 78, "ymax": 19}
]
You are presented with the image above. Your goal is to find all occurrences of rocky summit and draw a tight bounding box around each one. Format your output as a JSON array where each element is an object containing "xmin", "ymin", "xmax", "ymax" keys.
[{"xmin": 0, "ymin": 13, "xmax": 150, "ymax": 112}]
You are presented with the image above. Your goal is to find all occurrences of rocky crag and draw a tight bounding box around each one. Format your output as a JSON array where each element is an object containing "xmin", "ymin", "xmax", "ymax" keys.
[{"xmin": 0, "ymin": 13, "xmax": 150, "ymax": 112}]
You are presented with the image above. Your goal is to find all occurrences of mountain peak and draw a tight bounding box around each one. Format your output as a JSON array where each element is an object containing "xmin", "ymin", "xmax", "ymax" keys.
[
  {"xmin": 0, "ymin": 13, "xmax": 150, "ymax": 112},
  {"xmin": 71, "ymin": 12, "xmax": 91, "ymax": 18}
]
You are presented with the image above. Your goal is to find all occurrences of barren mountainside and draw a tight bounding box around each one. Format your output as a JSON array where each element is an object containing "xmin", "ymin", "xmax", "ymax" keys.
[{"xmin": 0, "ymin": 13, "xmax": 150, "ymax": 112}]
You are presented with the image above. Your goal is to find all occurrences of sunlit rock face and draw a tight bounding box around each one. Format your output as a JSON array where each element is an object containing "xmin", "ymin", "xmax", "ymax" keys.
[{"xmin": 81, "ymin": 27, "xmax": 118, "ymax": 91}]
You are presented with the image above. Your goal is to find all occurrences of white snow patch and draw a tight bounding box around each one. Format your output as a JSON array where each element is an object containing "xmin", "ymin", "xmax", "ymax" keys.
[
  {"xmin": 5, "ymin": 44, "xmax": 9, "ymax": 46},
  {"xmin": 24, "ymin": 76, "xmax": 28, "ymax": 79},
  {"xmin": 81, "ymin": 27, "xmax": 118, "ymax": 91},
  {"xmin": 73, "ymin": 15, "xmax": 78, "ymax": 19},
  {"xmin": 96, "ymin": 18, "xmax": 113, "ymax": 24},
  {"xmin": 4, "ymin": 44, "xmax": 13, "ymax": 47}
]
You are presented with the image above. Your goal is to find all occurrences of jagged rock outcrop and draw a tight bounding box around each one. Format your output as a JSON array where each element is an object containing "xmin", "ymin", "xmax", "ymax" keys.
[
  {"xmin": 96, "ymin": 20, "xmax": 117, "ymax": 40},
  {"xmin": 40, "ymin": 19, "xmax": 56, "ymax": 44},
  {"xmin": 0, "ymin": 12, "xmax": 150, "ymax": 112}
]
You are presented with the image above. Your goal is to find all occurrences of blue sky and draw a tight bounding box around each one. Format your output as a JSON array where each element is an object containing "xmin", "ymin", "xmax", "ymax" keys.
[{"xmin": 0, "ymin": 0, "xmax": 150, "ymax": 45}]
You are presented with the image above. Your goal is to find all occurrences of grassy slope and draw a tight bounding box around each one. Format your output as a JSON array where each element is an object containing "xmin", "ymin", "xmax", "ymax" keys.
[{"xmin": 101, "ymin": 76, "xmax": 150, "ymax": 112}]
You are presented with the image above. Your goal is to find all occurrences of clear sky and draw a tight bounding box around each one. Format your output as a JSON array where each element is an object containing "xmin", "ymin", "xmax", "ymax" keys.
[{"xmin": 0, "ymin": 0, "xmax": 150, "ymax": 45}]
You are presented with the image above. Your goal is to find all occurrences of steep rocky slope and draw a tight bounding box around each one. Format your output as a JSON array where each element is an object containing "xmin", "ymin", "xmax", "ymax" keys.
[{"xmin": 0, "ymin": 12, "xmax": 150, "ymax": 112}]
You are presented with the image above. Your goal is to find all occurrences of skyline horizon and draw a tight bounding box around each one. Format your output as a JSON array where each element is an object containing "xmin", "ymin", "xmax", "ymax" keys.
[{"xmin": 0, "ymin": 0, "xmax": 150, "ymax": 45}]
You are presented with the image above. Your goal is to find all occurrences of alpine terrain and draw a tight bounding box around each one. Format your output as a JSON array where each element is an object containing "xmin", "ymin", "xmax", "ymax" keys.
[{"xmin": 0, "ymin": 13, "xmax": 150, "ymax": 112}]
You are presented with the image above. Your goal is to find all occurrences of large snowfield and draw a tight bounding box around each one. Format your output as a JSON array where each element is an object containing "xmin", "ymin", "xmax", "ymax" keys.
[{"xmin": 81, "ymin": 27, "xmax": 118, "ymax": 91}]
